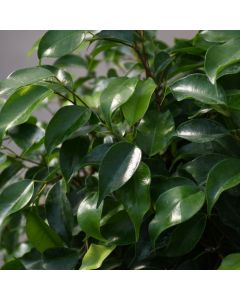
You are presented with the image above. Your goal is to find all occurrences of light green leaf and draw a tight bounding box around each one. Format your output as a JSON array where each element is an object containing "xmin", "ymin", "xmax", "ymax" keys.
[
  {"xmin": 77, "ymin": 192, "xmax": 104, "ymax": 240},
  {"xmin": 176, "ymin": 119, "xmax": 228, "ymax": 143},
  {"xmin": 136, "ymin": 110, "xmax": 175, "ymax": 156},
  {"xmin": 205, "ymin": 38, "xmax": 240, "ymax": 84},
  {"xmin": 80, "ymin": 243, "xmax": 116, "ymax": 270},
  {"xmin": 26, "ymin": 211, "xmax": 64, "ymax": 252},
  {"xmin": 116, "ymin": 162, "xmax": 151, "ymax": 240},
  {"xmin": 121, "ymin": 78, "xmax": 156, "ymax": 125},
  {"xmin": 45, "ymin": 105, "xmax": 91, "ymax": 154},
  {"xmin": 149, "ymin": 185, "xmax": 205, "ymax": 245},
  {"xmin": 100, "ymin": 77, "xmax": 138, "ymax": 125},
  {"xmin": 98, "ymin": 142, "xmax": 142, "ymax": 205},
  {"xmin": 0, "ymin": 67, "xmax": 54, "ymax": 96},
  {"xmin": 218, "ymin": 253, "xmax": 240, "ymax": 270},
  {"xmin": 0, "ymin": 85, "xmax": 52, "ymax": 142},
  {"xmin": 38, "ymin": 30, "xmax": 85, "ymax": 59},
  {"xmin": 171, "ymin": 74, "xmax": 226, "ymax": 105},
  {"xmin": 206, "ymin": 158, "xmax": 240, "ymax": 214},
  {"xmin": 0, "ymin": 180, "xmax": 34, "ymax": 227}
]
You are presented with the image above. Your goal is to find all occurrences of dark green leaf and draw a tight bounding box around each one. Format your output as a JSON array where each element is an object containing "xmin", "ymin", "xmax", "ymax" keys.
[
  {"xmin": 166, "ymin": 213, "xmax": 207, "ymax": 257},
  {"xmin": 116, "ymin": 162, "xmax": 151, "ymax": 240},
  {"xmin": 96, "ymin": 30, "xmax": 135, "ymax": 45},
  {"xmin": 38, "ymin": 30, "xmax": 85, "ymax": 59},
  {"xmin": 171, "ymin": 74, "xmax": 226, "ymax": 105},
  {"xmin": 176, "ymin": 119, "xmax": 228, "ymax": 143},
  {"xmin": 98, "ymin": 142, "xmax": 142, "ymax": 205},
  {"xmin": 101, "ymin": 210, "xmax": 135, "ymax": 245},
  {"xmin": 206, "ymin": 158, "xmax": 240, "ymax": 214},
  {"xmin": 182, "ymin": 154, "xmax": 227, "ymax": 184},
  {"xmin": 205, "ymin": 38, "xmax": 240, "ymax": 84},
  {"xmin": 54, "ymin": 54, "xmax": 86, "ymax": 68},
  {"xmin": 60, "ymin": 136, "xmax": 90, "ymax": 182},
  {"xmin": 8, "ymin": 123, "xmax": 44, "ymax": 151},
  {"xmin": 45, "ymin": 182, "xmax": 73, "ymax": 242},
  {"xmin": 136, "ymin": 110, "xmax": 175, "ymax": 156},
  {"xmin": 45, "ymin": 105, "xmax": 91, "ymax": 154},
  {"xmin": 149, "ymin": 185, "xmax": 205, "ymax": 245},
  {"xmin": 43, "ymin": 247, "xmax": 80, "ymax": 270},
  {"xmin": 80, "ymin": 143, "xmax": 113, "ymax": 168}
]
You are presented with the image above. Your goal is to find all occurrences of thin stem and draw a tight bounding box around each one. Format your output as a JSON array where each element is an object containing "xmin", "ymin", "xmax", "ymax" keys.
[
  {"xmin": 54, "ymin": 91, "xmax": 76, "ymax": 105},
  {"xmin": 1, "ymin": 145, "xmax": 45, "ymax": 167}
]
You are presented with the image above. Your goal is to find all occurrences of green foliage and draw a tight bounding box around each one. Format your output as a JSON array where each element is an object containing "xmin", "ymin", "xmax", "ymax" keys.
[{"xmin": 2, "ymin": 30, "xmax": 240, "ymax": 269}]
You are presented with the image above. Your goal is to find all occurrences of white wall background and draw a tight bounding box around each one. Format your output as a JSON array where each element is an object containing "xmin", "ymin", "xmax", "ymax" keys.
[{"xmin": 0, "ymin": 30, "xmax": 197, "ymax": 79}]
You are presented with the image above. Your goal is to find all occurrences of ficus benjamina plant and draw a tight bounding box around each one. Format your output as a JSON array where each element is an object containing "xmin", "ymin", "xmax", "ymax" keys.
[{"xmin": 2, "ymin": 30, "xmax": 240, "ymax": 270}]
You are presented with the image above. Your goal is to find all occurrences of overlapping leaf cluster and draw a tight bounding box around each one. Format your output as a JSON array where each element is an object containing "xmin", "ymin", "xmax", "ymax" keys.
[{"xmin": 1, "ymin": 30, "xmax": 240, "ymax": 269}]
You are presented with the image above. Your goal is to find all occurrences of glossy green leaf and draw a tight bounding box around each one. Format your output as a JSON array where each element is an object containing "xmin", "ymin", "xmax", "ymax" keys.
[
  {"xmin": 43, "ymin": 247, "xmax": 80, "ymax": 270},
  {"xmin": 122, "ymin": 78, "xmax": 156, "ymax": 125},
  {"xmin": 116, "ymin": 162, "xmax": 151, "ymax": 240},
  {"xmin": 54, "ymin": 54, "xmax": 86, "ymax": 68},
  {"xmin": 98, "ymin": 142, "xmax": 142, "ymax": 205},
  {"xmin": 97, "ymin": 30, "xmax": 135, "ymax": 45},
  {"xmin": 45, "ymin": 105, "xmax": 91, "ymax": 154},
  {"xmin": 45, "ymin": 182, "xmax": 73, "ymax": 242},
  {"xmin": 205, "ymin": 38, "xmax": 240, "ymax": 84},
  {"xmin": 149, "ymin": 185, "xmax": 205, "ymax": 245},
  {"xmin": 0, "ymin": 67, "xmax": 54, "ymax": 96},
  {"xmin": 0, "ymin": 162, "xmax": 22, "ymax": 191},
  {"xmin": 206, "ymin": 158, "xmax": 240, "ymax": 214},
  {"xmin": 166, "ymin": 213, "xmax": 207, "ymax": 257},
  {"xmin": 199, "ymin": 30, "xmax": 240, "ymax": 43},
  {"xmin": 171, "ymin": 74, "xmax": 226, "ymax": 105},
  {"xmin": 218, "ymin": 253, "xmax": 240, "ymax": 270},
  {"xmin": 154, "ymin": 177, "xmax": 196, "ymax": 197},
  {"xmin": 136, "ymin": 110, "xmax": 175, "ymax": 156},
  {"xmin": 182, "ymin": 154, "xmax": 227, "ymax": 184},
  {"xmin": 0, "ymin": 180, "xmax": 34, "ymax": 227},
  {"xmin": 26, "ymin": 211, "xmax": 64, "ymax": 252},
  {"xmin": 60, "ymin": 136, "xmax": 90, "ymax": 182},
  {"xmin": 0, "ymin": 85, "xmax": 51, "ymax": 141},
  {"xmin": 100, "ymin": 77, "xmax": 138, "ymax": 124},
  {"xmin": 80, "ymin": 244, "xmax": 116, "ymax": 270},
  {"xmin": 38, "ymin": 30, "xmax": 85, "ymax": 59},
  {"xmin": 77, "ymin": 192, "xmax": 104, "ymax": 240},
  {"xmin": 176, "ymin": 119, "xmax": 228, "ymax": 143}
]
